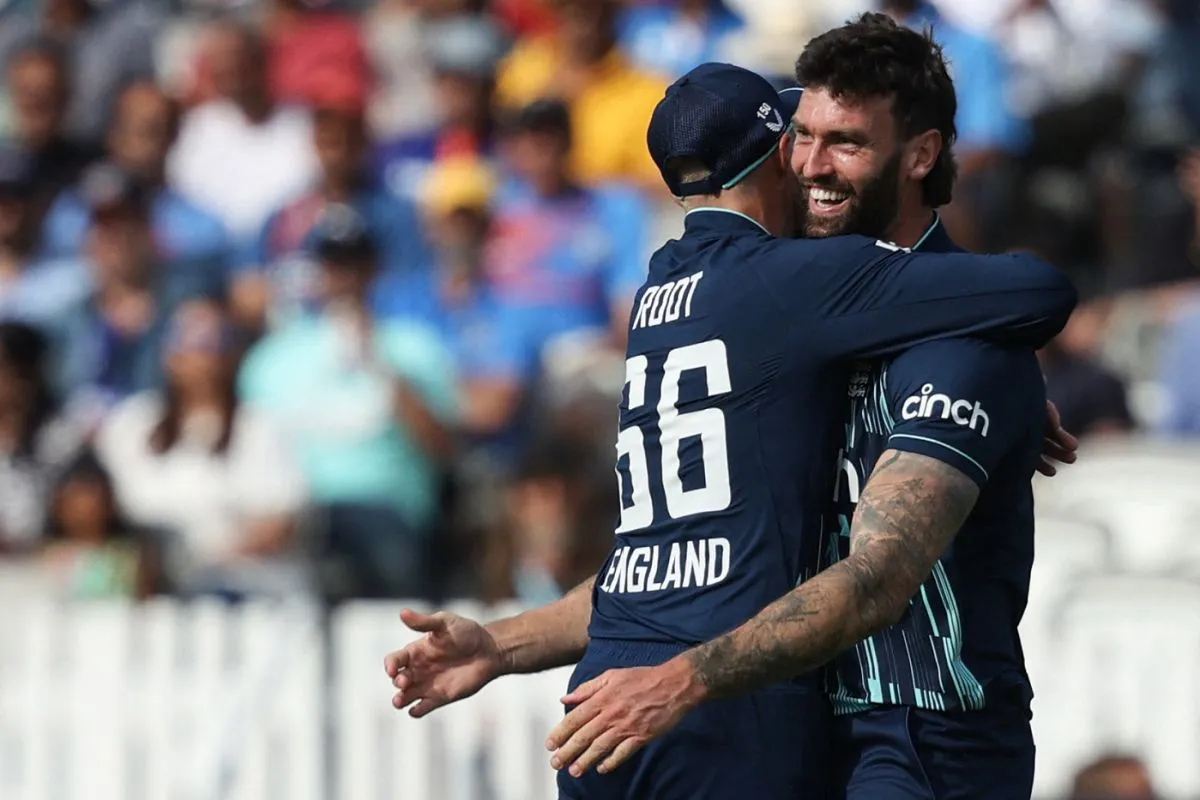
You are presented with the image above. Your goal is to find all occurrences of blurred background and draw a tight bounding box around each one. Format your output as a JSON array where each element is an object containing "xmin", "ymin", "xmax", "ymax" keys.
[{"xmin": 0, "ymin": 0, "xmax": 1195, "ymax": 797}]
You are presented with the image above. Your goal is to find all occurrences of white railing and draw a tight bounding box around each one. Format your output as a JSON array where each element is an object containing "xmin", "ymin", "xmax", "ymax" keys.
[{"xmin": 3, "ymin": 582, "xmax": 1200, "ymax": 799}]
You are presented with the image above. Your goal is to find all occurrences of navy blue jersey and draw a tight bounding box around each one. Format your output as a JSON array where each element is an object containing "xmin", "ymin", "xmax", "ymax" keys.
[
  {"xmin": 824, "ymin": 218, "xmax": 1046, "ymax": 714},
  {"xmin": 587, "ymin": 209, "xmax": 1073, "ymax": 655}
]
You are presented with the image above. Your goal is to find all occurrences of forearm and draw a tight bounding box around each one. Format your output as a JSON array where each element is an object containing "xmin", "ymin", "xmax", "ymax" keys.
[
  {"xmin": 682, "ymin": 450, "xmax": 978, "ymax": 701},
  {"xmin": 486, "ymin": 576, "xmax": 595, "ymax": 675},
  {"xmin": 683, "ymin": 556, "xmax": 892, "ymax": 699}
]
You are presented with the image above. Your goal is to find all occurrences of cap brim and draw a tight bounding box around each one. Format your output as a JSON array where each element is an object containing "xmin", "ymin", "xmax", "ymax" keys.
[{"xmin": 777, "ymin": 86, "xmax": 803, "ymax": 120}]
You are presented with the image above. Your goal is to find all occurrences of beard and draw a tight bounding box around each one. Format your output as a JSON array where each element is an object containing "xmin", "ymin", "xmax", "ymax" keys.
[{"xmin": 797, "ymin": 151, "xmax": 903, "ymax": 240}]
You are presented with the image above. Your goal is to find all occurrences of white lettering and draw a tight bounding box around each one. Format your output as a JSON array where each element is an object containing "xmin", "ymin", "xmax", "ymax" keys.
[
  {"xmin": 834, "ymin": 449, "xmax": 861, "ymax": 504},
  {"xmin": 645, "ymin": 545, "xmax": 663, "ymax": 591},
  {"xmin": 662, "ymin": 543, "xmax": 682, "ymax": 589},
  {"xmin": 628, "ymin": 547, "xmax": 651, "ymax": 592},
  {"xmin": 707, "ymin": 538, "xmax": 731, "ymax": 584},
  {"xmin": 630, "ymin": 272, "xmax": 704, "ymax": 329},
  {"xmin": 599, "ymin": 538, "xmax": 733, "ymax": 595},
  {"xmin": 970, "ymin": 402, "xmax": 990, "ymax": 437},
  {"xmin": 683, "ymin": 272, "xmax": 703, "ymax": 316},
  {"xmin": 684, "ymin": 540, "xmax": 706, "ymax": 588},
  {"xmin": 601, "ymin": 547, "xmax": 624, "ymax": 592},
  {"xmin": 663, "ymin": 280, "xmax": 687, "ymax": 323},
  {"xmin": 951, "ymin": 399, "xmax": 972, "ymax": 426},
  {"xmin": 647, "ymin": 280, "xmax": 673, "ymax": 327},
  {"xmin": 632, "ymin": 286, "xmax": 658, "ymax": 330},
  {"xmin": 899, "ymin": 383, "xmax": 991, "ymax": 437}
]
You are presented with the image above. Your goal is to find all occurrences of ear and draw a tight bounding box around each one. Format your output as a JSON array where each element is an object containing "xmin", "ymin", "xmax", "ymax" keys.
[{"xmin": 906, "ymin": 129, "xmax": 942, "ymax": 183}]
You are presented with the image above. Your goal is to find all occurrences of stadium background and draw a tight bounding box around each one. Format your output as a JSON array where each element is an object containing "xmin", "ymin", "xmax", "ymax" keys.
[{"xmin": 0, "ymin": 0, "xmax": 1195, "ymax": 797}]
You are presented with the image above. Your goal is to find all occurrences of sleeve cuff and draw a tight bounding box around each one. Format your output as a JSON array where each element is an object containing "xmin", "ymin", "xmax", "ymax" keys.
[{"xmin": 887, "ymin": 433, "xmax": 988, "ymax": 487}]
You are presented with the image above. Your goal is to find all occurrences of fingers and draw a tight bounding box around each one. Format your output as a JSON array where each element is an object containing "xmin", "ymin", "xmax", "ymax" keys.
[
  {"xmin": 560, "ymin": 675, "xmax": 605, "ymax": 707},
  {"xmin": 1036, "ymin": 458, "xmax": 1056, "ymax": 478},
  {"xmin": 1042, "ymin": 439, "xmax": 1077, "ymax": 465},
  {"xmin": 561, "ymin": 728, "xmax": 623, "ymax": 778},
  {"xmin": 409, "ymin": 697, "xmax": 444, "ymax": 719},
  {"xmin": 547, "ymin": 695, "xmax": 603, "ymax": 752},
  {"xmin": 597, "ymin": 737, "xmax": 644, "ymax": 775},
  {"xmin": 550, "ymin": 712, "xmax": 607, "ymax": 772},
  {"xmin": 400, "ymin": 608, "xmax": 450, "ymax": 635},
  {"xmin": 384, "ymin": 648, "xmax": 409, "ymax": 678}
]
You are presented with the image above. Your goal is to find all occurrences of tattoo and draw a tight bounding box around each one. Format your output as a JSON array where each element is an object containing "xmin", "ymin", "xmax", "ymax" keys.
[{"xmin": 686, "ymin": 450, "xmax": 979, "ymax": 699}]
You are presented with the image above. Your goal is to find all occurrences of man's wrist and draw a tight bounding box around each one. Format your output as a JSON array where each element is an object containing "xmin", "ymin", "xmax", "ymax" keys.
[
  {"xmin": 483, "ymin": 619, "xmax": 518, "ymax": 677},
  {"xmin": 664, "ymin": 652, "xmax": 710, "ymax": 710}
]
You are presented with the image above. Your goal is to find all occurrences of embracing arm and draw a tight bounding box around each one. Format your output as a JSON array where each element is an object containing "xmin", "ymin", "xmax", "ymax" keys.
[
  {"xmin": 682, "ymin": 450, "xmax": 978, "ymax": 699},
  {"xmin": 488, "ymin": 576, "xmax": 595, "ymax": 675}
]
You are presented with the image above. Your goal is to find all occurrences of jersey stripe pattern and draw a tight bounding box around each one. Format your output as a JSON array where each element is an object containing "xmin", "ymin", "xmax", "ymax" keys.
[{"xmin": 824, "ymin": 361, "xmax": 987, "ymax": 714}]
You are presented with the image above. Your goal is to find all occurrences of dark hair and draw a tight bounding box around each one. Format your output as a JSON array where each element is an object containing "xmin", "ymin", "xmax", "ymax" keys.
[
  {"xmin": 7, "ymin": 36, "xmax": 68, "ymax": 77},
  {"xmin": 148, "ymin": 302, "xmax": 244, "ymax": 457},
  {"xmin": 0, "ymin": 322, "xmax": 58, "ymax": 457},
  {"xmin": 44, "ymin": 448, "xmax": 134, "ymax": 541},
  {"xmin": 795, "ymin": 12, "xmax": 958, "ymax": 207}
]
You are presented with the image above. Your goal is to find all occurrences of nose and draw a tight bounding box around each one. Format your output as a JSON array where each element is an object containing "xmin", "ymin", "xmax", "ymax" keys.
[{"xmin": 792, "ymin": 139, "xmax": 834, "ymax": 183}]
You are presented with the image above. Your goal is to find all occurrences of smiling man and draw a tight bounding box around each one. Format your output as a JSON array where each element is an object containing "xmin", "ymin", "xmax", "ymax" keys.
[{"xmin": 547, "ymin": 15, "xmax": 1066, "ymax": 800}]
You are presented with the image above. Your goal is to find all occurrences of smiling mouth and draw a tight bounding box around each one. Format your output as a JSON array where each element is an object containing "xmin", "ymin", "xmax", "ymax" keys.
[{"xmin": 806, "ymin": 187, "xmax": 851, "ymax": 214}]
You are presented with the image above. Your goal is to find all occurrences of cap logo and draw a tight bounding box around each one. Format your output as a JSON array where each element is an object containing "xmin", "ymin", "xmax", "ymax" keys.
[{"xmin": 757, "ymin": 101, "xmax": 783, "ymax": 133}]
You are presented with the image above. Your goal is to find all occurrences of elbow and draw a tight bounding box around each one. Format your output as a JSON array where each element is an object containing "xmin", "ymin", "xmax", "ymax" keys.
[{"xmin": 1028, "ymin": 258, "xmax": 1078, "ymax": 332}]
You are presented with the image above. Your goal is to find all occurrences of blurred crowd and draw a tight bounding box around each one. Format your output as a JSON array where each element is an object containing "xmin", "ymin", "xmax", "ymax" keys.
[{"xmin": 0, "ymin": 0, "xmax": 1194, "ymax": 633}]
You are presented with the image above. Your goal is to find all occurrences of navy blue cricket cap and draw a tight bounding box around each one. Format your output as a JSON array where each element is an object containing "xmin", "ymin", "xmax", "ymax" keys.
[
  {"xmin": 647, "ymin": 63, "xmax": 802, "ymax": 198},
  {"xmin": 310, "ymin": 202, "xmax": 377, "ymax": 263}
]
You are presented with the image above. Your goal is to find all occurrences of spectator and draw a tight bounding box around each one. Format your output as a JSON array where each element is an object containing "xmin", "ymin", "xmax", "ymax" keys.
[
  {"xmin": 55, "ymin": 163, "xmax": 226, "ymax": 421},
  {"xmin": 167, "ymin": 22, "xmax": 318, "ymax": 246},
  {"xmin": 619, "ymin": 0, "xmax": 743, "ymax": 79},
  {"xmin": 0, "ymin": 322, "xmax": 84, "ymax": 554},
  {"xmin": 495, "ymin": 0, "xmax": 666, "ymax": 187},
  {"xmin": 489, "ymin": 100, "xmax": 646, "ymax": 351},
  {"xmin": 39, "ymin": 450, "xmax": 158, "ymax": 600},
  {"xmin": 239, "ymin": 204, "xmax": 457, "ymax": 600},
  {"xmin": 1071, "ymin": 754, "xmax": 1157, "ymax": 800},
  {"xmin": 374, "ymin": 14, "xmax": 508, "ymax": 203},
  {"xmin": 94, "ymin": 299, "xmax": 308, "ymax": 600},
  {"xmin": 265, "ymin": 0, "xmax": 370, "ymax": 110},
  {"xmin": 376, "ymin": 157, "xmax": 540, "ymax": 467},
  {"xmin": 5, "ymin": 41, "xmax": 98, "ymax": 219},
  {"xmin": 1039, "ymin": 339, "xmax": 1135, "ymax": 438},
  {"xmin": 882, "ymin": 0, "xmax": 1029, "ymax": 252},
  {"xmin": 0, "ymin": 0, "xmax": 161, "ymax": 144},
  {"xmin": 0, "ymin": 144, "xmax": 89, "ymax": 327},
  {"xmin": 233, "ymin": 75, "xmax": 430, "ymax": 332},
  {"xmin": 42, "ymin": 81, "xmax": 230, "ymax": 269},
  {"xmin": 488, "ymin": 431, "xmax": 614, "ymax": 603}
]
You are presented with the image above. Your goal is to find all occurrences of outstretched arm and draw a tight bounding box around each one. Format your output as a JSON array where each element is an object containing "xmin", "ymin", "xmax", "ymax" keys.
[
  {"xmin": 385, "ymin": 577, "xmax": 594, "ymax": 718},
  {"xmin": 490, "ymin": 576, "xmax": 596, "ymax": 675},
  {"xmin": 545, "ymin": 451, "xmax": 977, "ymax": 777}
]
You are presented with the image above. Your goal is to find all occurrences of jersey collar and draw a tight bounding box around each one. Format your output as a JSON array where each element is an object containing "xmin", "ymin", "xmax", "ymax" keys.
[
  {"xmin": 911, "ymin": 212, "xmax": 955, "ymax": 252},
  {"xmin": 683, "ymin": 207, "xmax": 771, "ymax": 236}
]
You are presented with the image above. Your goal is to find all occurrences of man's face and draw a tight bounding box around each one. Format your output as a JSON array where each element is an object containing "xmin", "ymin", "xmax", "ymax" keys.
[
  {"xmin": 86, "ymin": 207, "xmax": 154, "ymax": 284},
  {"xmin": 8, "ymin": 54, "xmax": 66, "ymax": 149},
  {"xmin": 313, "ymin": 110, "xmax": 366, "ymax": 186},
  {"xmin": 790, "ymin": 88, "xmax": 904, "ymax": 239},
  {"xmin": 506, "ymin": 130, "xmax": 569, "ymax": 194},
  {"xmin": 110, "ymin": 85, "xmax": 174, "ymax": 181},
  {"xmin": 208, "ymin": 28, "xmax": 265, "ymax": 107}
]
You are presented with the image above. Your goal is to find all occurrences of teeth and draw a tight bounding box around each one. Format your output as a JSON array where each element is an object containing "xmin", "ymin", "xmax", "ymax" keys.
[{"xmin": 810, "ymin": 188, "xmax": 849, "ymax": 203}]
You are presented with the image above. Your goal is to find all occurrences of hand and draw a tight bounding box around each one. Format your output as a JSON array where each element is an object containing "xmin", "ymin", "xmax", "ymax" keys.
[
  {"xmin": 546, "ymin": 658, "xmax": 706, "ymax": 778},
  {"xmin": 1037, "ymin": 400, "xmax": 1079, "ymax": 477},
  {"xmin": 384, "ymin": 609, "xmax": 505, "ymax": 718}
]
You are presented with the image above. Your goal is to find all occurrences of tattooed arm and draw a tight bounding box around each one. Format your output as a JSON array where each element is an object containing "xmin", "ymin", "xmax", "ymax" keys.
[{"xmin": 683, "ymin": 449, "xmax": 979, "ymax": 699}]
